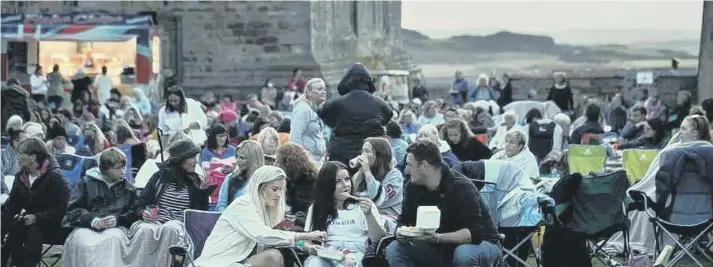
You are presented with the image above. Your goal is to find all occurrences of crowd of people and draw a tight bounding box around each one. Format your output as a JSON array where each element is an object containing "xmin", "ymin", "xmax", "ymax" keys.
[{"xmin": 0, "ymin": 61, "xmax": 710, "ymax": 267}]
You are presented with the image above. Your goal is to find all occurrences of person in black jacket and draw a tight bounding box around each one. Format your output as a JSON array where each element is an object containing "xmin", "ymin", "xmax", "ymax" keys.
[
  {"xmin": 1, "ymin": 78, "xmax": 31, "ymax": 128},
  {"xmin": 547, "ymin": 72, "xmax": 574, "ymax": 113},
  {"xmin": 319, "ymin": 63, "xmax": 393, "ymax": 166},
  {"xmin": 138, "ymin": 139, "xmax": 217, "ymax": 220},
  {"xmin": 1, "ymin": 137, "xmax": 71, "ymax": 267},
  {"xmin": 439, "ymin": 119, "xmax": 492, "ymax": 162}
]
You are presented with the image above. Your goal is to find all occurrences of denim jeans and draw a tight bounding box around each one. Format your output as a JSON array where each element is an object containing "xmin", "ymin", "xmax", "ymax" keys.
[{"xmin": 386, "ymin": 240, "xmax": 502, "ymax": 267}]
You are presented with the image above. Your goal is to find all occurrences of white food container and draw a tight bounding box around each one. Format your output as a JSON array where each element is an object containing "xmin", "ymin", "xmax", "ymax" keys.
[
  {"xmin": 416, "ymin": 206, "xmax": 441, "ymax": 230},
  {"xmin": 316, "ymin": 248, "xmax": 345, "ymax": 261},
  {"xmin": 397, "ymin": 228, "xmax": 424, "ymax": 237}
]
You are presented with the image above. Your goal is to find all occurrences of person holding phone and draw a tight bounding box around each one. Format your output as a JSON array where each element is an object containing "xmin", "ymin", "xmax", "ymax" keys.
[{"xmin": 61, "ymin": 147, "xmax": 143, "ymax": 266}]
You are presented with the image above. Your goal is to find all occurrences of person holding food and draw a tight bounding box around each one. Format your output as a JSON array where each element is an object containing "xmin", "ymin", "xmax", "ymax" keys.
[
  {"xmin": 387, "ymin": 140, "xmax": 501, "ymax": 267},
  {"xmin": 302, "ymin": 161, "xmax": 387, "ymax": 267}
]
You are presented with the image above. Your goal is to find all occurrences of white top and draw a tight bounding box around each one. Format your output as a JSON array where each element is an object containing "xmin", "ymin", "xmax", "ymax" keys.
[
  {"xmin": 158, "ymin": 98, "xmax": 208, "ymax": 146},
  {"xmin": 304, "ymin": 203, "xmax": 384, "ymax": 252},
  {"xmin": 196, "ymin": 194, "xmax": 296, "ymax": 267},
  {"xmin": 30, "ymin": 74, "xmax": 48, "ymax": 95},
  {"xmin": 94, "ymin": 75, "xmax": 114, "ymax": 105},
  {"xmin": 28, "ymin": 174, "xmax": 38, "ymax": 187}
]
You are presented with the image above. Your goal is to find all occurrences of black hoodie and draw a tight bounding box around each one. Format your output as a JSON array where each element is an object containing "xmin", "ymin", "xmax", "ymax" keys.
[{"xmin": 319, "ymin": 63, "xmax": 393, "ymax": 164}]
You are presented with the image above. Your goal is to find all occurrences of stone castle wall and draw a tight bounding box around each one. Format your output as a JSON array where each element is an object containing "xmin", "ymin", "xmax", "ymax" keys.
[{"xmin": 3, "ymin": 1, "xmax": 413, "ymax": 97}]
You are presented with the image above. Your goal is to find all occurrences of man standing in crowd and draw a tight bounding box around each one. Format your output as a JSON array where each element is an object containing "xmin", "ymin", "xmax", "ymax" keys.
[
  {"xmin": 387, "ymin": 140, "xmax": 501, "ymax": 267},
  {"xmin": 450, "ymin": 71, "xmax": 468, "ymax": 106},
  {"xmin": 30, "ymin": 65, "xmax": 49, "ymax": 105}
]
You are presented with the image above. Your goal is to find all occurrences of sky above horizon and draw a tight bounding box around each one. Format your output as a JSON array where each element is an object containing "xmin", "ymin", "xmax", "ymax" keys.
[{"xmin": 401, "ymin": 1, "xmax": 704, "ymax": 43}]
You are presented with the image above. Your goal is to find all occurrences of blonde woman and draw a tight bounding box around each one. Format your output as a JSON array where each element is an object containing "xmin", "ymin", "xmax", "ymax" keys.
[
  {"xmin": 215, "ymin": 140, "xmax": 265, "ymax": 211},
  {"xmin": 82, "ymin": 122, "xmax": 110, "ymax": 155},
  {"xmin": 257, "ymin": 127, "xmax": 280, "ymax": 165},
  {"xmin": 197, "ymin": 165, "xmax": 326, "ymax": 266},
  {"xmin": 290, "ymin": 78, "xmax": 327, "ymax": 165}
]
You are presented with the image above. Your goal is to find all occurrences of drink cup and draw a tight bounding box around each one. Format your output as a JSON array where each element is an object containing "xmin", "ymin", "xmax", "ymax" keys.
[
  {"xmin": 147, "ymin": 205, "xmax": 159, "ymax": 222},
  {"xmin": 349, "ymin": 158, "xmax": 360, "ymax": 168}
]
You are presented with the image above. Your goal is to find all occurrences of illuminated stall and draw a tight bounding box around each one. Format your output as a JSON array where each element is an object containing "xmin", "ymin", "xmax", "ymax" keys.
[{"xmin": 1, "ymin": 13, "xmax": 156, "ymax": 94}]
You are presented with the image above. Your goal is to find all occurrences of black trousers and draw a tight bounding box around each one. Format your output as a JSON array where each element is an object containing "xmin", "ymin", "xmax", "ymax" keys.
[
  {"xmin": 47, "ymin": 95, "xmax": 64, "ymax": 112},
  {"xmin": 1, "ymin": 223, "xmax": 70, "ymax": 267},
  {"xmin": 541, "ymin": 225, "xmax": 592, "ymax": 267},
  {"xmin": 31, "ymin": 94, "xmax": 46, "ymax": 106}
]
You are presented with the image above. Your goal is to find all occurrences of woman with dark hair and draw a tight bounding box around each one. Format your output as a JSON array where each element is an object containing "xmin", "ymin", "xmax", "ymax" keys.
[
  {"xmin": 158, "ymin": 86, "xmax": 208, "ymax": 146},
  {"xmin": 468, "ymin": 107, "xmax": 494, "ymax": 135},
  {"xmin": 1, "ymin": 137, "xmax": 71, "ymax": 267},
  {"xmin": 619, "ymin": 119, "xmax": 669, "ymax": 149},
  {"xmin": 303, "ymin": 161, "xmax": 386, "ymax": 267},
  {"xmin": 319, "ymin": 63, "xmax": 393, "ymax": 165},
  {"xmin": 56, "ymin": 108, "xmax": 81, "ymax": 136},
  {"xmin": 276, "ymin": 143, "xmax": 317, "ymax": 219},
  {"xmin": 288, "ymin": 67, "xmax": 307, "ymax": 92},
  {"xmin": 668, "ymin": 90, "xmax": 693, "ymax": 131},
  {"xmin": 440, "ymin": 119, "xmax": 492, "ymax": 162},
  {"xmin": 215, "ymin": 140, "xmax": 265, "ymax": 211},
  {"xmin": 200, "ymin": 124, "xmax": 237, "ymax": 164},
  {"xmin": 260, "ymin": 79, "xmax": 278, "ymax": 109}
]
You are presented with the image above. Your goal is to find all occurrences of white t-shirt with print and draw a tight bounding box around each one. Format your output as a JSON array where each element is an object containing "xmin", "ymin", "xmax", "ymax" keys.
[{"xmin": 305, "ymin": 203, "xmax": 384, "ymax": 252}]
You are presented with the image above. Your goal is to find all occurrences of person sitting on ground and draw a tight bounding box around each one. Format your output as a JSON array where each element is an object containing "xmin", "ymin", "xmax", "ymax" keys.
[
  {"xmin": 570, "ymin": 103, "xmax": 604, "ymax": 145},
  {"xmin": 216, "ymin": 140, "xmax": 265, "ymax": 211},
  {"xmin": 303, "ymin": 161, "xmax": 386, "ymax": 267},
  {"xmin": 398, "ymin": 109, "xmax": 421, "ymax": 137},
  {"xmin": 416, "ymin": 101, "xmax": 445, "ymax": 127},
  {"xmin": 351, "ymin": 137, "xmax": 404, "ymax": 231},
  {"xmin": 386, "ymin": 140, "xmax": 501, "ymax": 267},
  {"xmin": 414, "ymin": 124, "xmax": 460, "ymax": 167},
  {"xmin": 46, "ymin": 124, "xmax": 76, "ymax": 155},
  {"xmin": 200, "ymin": 123, "xmax": 237, "ymax": 164},
  {"xmin": 131, "ymin": 139, "xmax": 217, "ymax": 266},
  {"xmin": 386, "ymin": 120, "xmax": 409, "ymax": 164},
  {"xmin": 276, "ymin": 144, "xmax": 317, "ymax": 224},
  {"xmin": 257, "ymin": 127, "xmax": 281, "ymax": 166},
  {"xmin": 440, "ymin": 119, "xmax": 492, "ymax": 162},
  {"xmin": 620, "ymin": 106, "xmax": 648, "ymax": 141},
  {"xmin": 490, "ymin": 130, "xmax": 540, "ymax": 179},
  {"xmin": 1, "ymin": 137, "xmax": 71, "ymax": 267},
  {"xmin": 489, "ymin": 110, "xmax": 522, "ymax": 151},
  {"xmin": 618, "ymin": 119, "xmax": 669, "ymax": 150},
  {"xmin": 197, "ymin": 166, "xmax": 326, "ymax": 266},
  {"xmin": 61, "ymin": 148, "xmax": 142, "ymax": 266}
]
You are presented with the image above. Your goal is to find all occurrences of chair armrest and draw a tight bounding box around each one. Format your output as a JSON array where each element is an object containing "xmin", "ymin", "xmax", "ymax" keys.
[{"xmin": 375, "ymin": 235, "xmax": 396, "ymax": 255}]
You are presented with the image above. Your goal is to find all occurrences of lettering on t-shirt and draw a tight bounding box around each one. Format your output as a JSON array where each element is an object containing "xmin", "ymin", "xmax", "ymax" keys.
[
  {"xmin": 330, "ymin": 219, "xmax": 356, "ymax": 226},
  {"xmin": 386, "ymin": 184, "xmax": 396, "ymax": 199}
]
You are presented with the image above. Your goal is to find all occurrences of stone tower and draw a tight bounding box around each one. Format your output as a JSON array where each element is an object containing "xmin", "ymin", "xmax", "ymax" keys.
[
  {"xmin": 2, "ymin": 1, "xmax": 416, "ymax": 96},
  {"xmin": 699, "ymin": 1, "xmax": 713, "ymax": 100}
]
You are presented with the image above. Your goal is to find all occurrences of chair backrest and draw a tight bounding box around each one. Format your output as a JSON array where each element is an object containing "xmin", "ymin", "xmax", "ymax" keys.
[
  {"xmin": 656, "ymin": 149, "xmax": 713, "ymax": 225},
  {"xmin": 528, "ymin": 121, "xmax": 556, "ymax": 159},
  {"xmin": 56, "ymin": 153, "xmax": 87, "ymax": 194},
  {"xmin": 567, "ymin": 145, "xmax": 607, "ymax": 175},
  {"xmin": 118, "ymin": 144, "xmax": 134, "ymax": 184},
  {"xmin": 183, "ymin": 209, "xmax": 222, "ymax": 259},
  {"xmin": 623, "ymin": 149, "xmax": 660, "ymax": 183},
  {"xmin": 566, "ymin": 170, "xmax": 630, "ymax": 235}
]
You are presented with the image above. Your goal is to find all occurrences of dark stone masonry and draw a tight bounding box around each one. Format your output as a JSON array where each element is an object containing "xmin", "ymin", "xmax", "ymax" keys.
[{"xmin": 3, "ymin": 1, "xmax": 415, "ymax": 97}]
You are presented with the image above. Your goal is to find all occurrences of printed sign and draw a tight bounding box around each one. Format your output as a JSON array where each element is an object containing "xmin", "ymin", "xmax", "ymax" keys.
[{"xmin": 1, "ymin": 13, "xmax": 152, "ymax": 26}]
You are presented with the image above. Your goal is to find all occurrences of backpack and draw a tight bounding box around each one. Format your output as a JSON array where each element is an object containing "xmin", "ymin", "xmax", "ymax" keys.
[{"xmin": 528, "ymin": 121, "xmax": 556, "ymax": 160}]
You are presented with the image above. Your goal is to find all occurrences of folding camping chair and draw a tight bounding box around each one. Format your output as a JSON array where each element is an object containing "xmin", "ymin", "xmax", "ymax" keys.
[
  {"xmin": 558, "ymin": 170, "xmax": 631, "ymax": 267},
  {"xmin": 567, "ymin": 145, "xmax": 607, "ymax": 175},
  {"xmin": 181, "ymin": 209, "xmax": 222, "ymax": 265},
  {"xmin": 630, "ymin": 148, "xmax": 713, "ymax": 267},
  {"xmin": 56, "ymin": 153, "xmax": 98, "ymax": 196},
  {"xmin": 582, "ymin": 133, "xmax": 603, "ymax": 145},
  {"xmin": 622, "ymin": 149, "xmax": 660, "ymax": 184}
]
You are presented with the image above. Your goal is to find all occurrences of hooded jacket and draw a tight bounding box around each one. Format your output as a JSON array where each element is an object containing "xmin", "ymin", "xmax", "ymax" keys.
[
  {"xmin": 2, "ymin": 157, "xmax": 70, "ymax": 228},
  {"xmin": 1, "ymin": 84, "xmax": 31, "ymax": 126},
  {"xmin": 318, "ymin": 63, "xmax": 393, "ymax": 164},
  {"xmin": 62, "ymin": 167, "xmax": 140, "ymax": 228}
]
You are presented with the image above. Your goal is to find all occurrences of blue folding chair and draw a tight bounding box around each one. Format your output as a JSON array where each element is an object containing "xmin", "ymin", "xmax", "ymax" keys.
[
  {"xmin": 118, "ymin": 144, "xmax": 135, "ymax": 184},
  {"xmin": 55, "ymin": 153, "xmax": 97, "ymax": 196}
]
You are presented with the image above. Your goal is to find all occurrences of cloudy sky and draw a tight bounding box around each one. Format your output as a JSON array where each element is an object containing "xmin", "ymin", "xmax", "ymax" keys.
[{"xmin": 401, "ymin": 1, "xmax": 705, "ymax": 44}]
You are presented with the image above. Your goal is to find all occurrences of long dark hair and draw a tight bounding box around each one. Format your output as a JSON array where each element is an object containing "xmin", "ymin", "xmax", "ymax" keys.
[
  {"xmin": 646, "ymin": 119, "xmax": 667, "ymax": 145},
  {"xmin": 310, "ymin": 161, "xmax": 358, "ymax": 232},
  {"xmin": 165, "ymin": 86, "xmax": 188, "ymax": 113},
  {"xmin": 355, "ymin": 137, "xmax": 392, "ymax": 192},
  {"xmin": 207, "ymin": 123, "xmax": 229, "ymax": 150}
]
